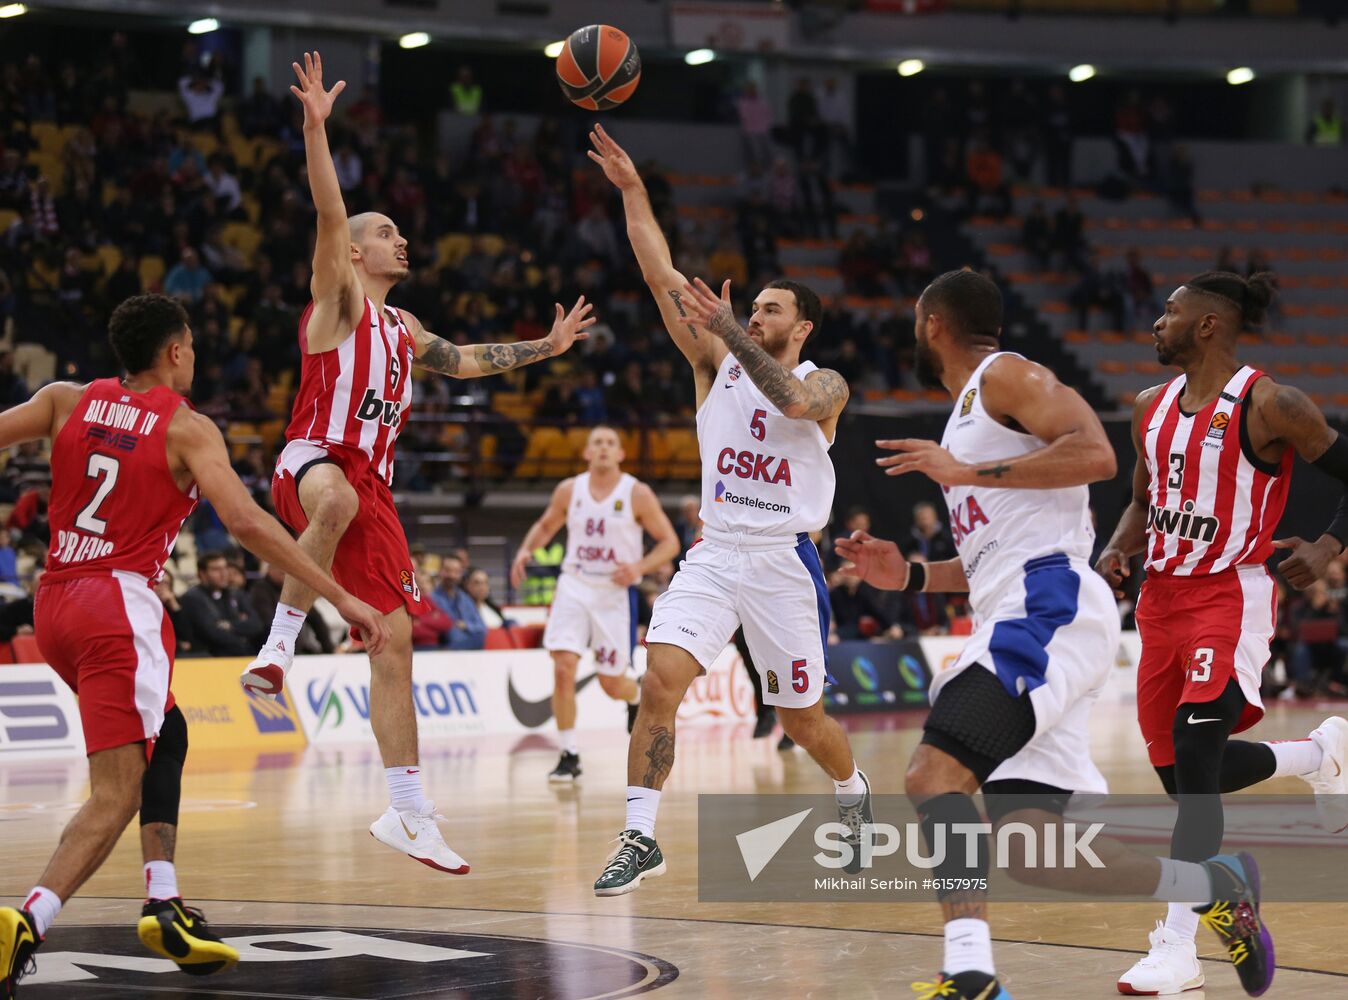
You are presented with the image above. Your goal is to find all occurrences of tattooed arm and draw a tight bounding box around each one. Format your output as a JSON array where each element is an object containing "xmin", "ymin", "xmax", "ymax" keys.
[
  {"xmin": 875, "ymin": 354, "xmax": 1116, "ymax": 487},
  {"xmin": 679, "ymin": 277, "xmax": 850, "ymax": 421},
  {"xmin": 405, "ymin": 299, "xmax": 594, "ymax": 379}
]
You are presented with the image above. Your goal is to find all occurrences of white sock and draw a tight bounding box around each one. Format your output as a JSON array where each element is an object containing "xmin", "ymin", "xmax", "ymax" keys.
[
  {"xmin": 144, "ymin": 861, "xmax": 179, "ymax": 901},
  {"xmin": 1164, "ymin": 901, "xmax": 1200, "ymax": 939},
  {"xmin": 1265, "ymin": 738, "xmax": 1323, "ymax": 778},
  {"xmin": 625, "ymin": 786, "xmax": 661, "ymax": 837},
  {"xmin": 559, "ymin": 729, "xmax": 579, "ymax": 755},
  {"xmin": 23, "ymin": 886, "xmax": 61, "ymax": 937},
  {"xmin": 265, "ymin": 602, "xmax": 306, "ymax": 655},
  {"xmin": 944, "ymin": 918, "xmax": 994, "ymax": 976},
  {"xmin": 1153, "ymin": 857, "xmax": 1212, "ymax": 903},
  {"xmin": 834, "ymin": 766, "xmax": 866, "ymax": 806},
  {"xmin": 385, "ymin": 766, "xmax": 428, "ymax": 812}
]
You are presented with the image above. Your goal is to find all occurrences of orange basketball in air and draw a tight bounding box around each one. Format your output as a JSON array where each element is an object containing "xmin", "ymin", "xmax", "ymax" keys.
[{"xmin": 555, "ymin": 24, "xmax": 641, "ymax": 111}]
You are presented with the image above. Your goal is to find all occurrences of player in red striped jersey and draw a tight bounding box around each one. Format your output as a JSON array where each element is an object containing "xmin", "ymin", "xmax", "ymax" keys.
[
  {"xmin": 0, "ymin": 294, "xmax": 389, "ymax": 998},
  {"xmin": 1098, "ymin": 270, "xmax": 1348, "ymax": 997},
  {"xmin": 239, "ymin": 53, "xmax": 593, "ymax": 874}
]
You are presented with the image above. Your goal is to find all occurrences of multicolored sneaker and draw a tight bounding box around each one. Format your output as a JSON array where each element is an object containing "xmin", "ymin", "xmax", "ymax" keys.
[
  {"xmin": 137, "ymin": 898, "xmax": 239, "ymax": 976},
  {"xmin": 0, "ymin": 908, "xmax": 40, "ymax": 1000},
  {"xmin": 594, "ymin": 830, "xmax": 666, "ymax": 897},
  {"xmin": 1195, "ymin": 852, "xmax": 1275, "ymax": 997},
  {"xmin": 911, "ymin": 970, "xmax": 1012, "ymax": 999},
  {"xmin": 838, "ymin": 769, "xmax": 873, "ymax": 875}
]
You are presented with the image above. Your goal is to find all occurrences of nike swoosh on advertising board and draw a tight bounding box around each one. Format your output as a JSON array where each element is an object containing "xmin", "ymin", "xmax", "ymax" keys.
[{"xmin": 508, "ymin": 671, "xmax": 601, "ymax": 728}]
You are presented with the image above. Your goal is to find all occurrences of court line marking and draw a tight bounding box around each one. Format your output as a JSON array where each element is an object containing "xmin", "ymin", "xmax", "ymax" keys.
[{"xmin": 71, "ymin": 896, "xmax": 1348, "ymax": 980}]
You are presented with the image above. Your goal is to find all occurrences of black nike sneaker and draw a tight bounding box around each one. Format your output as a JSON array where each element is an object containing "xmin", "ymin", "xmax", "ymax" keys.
[
  {"xmin": 548, "ymin": 751, "xmax": 582, "ymax": 783},
  {"xmin": 594, "ymin": 830, "xmax": 667, "ymax": 897},
  {"xmin": 0, "ymin": 909, "xmax": 41, "ymax": 999},
  {"xmin": 137, "ymin": 898, "xmax": 239, "ymax": 976},
  {"xmin": 1195, "ymin": 852, "xmax": 1275, "ymax": 997},
  {"xmin": 911, "ymin": 970, "xmax": 1012, "ymax": 999}
]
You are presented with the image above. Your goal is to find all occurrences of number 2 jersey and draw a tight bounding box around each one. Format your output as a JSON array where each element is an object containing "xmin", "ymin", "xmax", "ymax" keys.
[{"xmin": 44, "ymin": 378, "xmax": 198, "ymax": 584}]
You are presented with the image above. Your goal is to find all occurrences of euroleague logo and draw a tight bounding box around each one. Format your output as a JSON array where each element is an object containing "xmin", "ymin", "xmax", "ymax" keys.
[
  {"xmin": 1206, "ymin": 410, "xmax": 1230, "ymax": 441},
  {"xmin": 399, "ymin": 568, "xmax": 422, "ymax": 600}
]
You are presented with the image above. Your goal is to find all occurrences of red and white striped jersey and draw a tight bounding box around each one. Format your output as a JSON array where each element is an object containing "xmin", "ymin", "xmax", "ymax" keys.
[
  {"xmin": 284, "ymin": 298, "xmax": 415, "ymax": 485},
  {"xmin": 1142, "ymin": 365, "xmax": 1292, "ymax": 577},
  {"xmin": 44, "ymin": 378, "xmax": 198, "ymax": 585}
]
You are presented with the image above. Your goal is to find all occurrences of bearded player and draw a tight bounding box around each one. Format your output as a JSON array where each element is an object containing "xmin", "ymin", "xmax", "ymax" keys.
[
  {"xmin": 238, "ymin": 53, "xmax": 592, "ymax": 874},
  {"xmin": 1097, "ymin": 270, "xmax": 1348, "ymax": 996}
]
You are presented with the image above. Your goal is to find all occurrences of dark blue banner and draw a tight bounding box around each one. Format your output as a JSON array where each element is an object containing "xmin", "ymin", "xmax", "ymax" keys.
[{"xmin": 823, "ymin": 640, "xmax": 930, "ymax": 713}]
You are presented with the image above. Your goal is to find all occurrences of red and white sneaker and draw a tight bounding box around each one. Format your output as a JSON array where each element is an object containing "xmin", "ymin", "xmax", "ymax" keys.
[
  {"xmin": 1117, "ymin": 921, "xmax": 1204, "ymax": 995},
  {"xmin": 369, "ymin": 802, "xmax": 471, "ymax": 875},
  {"xmin": 240, "ymin": 643, "xmax": 291, "ymax": 699}
]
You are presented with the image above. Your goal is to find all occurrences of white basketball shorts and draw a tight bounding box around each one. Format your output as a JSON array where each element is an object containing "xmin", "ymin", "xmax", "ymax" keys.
[{"xmin": 542, "ymin": 572, "xmax": 639, "ymax": 675}]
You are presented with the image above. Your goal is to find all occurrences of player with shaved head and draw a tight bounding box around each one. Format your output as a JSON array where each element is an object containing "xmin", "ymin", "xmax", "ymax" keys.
[{"xmin": 239, "ymin": 53, "xmax": 594, "ymax": 874}]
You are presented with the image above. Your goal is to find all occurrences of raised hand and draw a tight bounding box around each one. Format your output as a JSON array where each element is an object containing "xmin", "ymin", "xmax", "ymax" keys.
[
  {"xmin": 586, "ymin": 123, "xmax": 642, "ymax": 190},
  {"xmin": 833, "ymin": 530, "xmax": 910, "ymax": 591},
  {"xmin": 545, "ymin": 296, "xmax": 596, "ymax": 354},
  {"xmin": 680, "ymin": 277, "xmax": 738, "ymax": 339},
  {"xmin": 875, "ymin": 438, "xmax": 973, "ymax": 486},
  {"xmin": 290, "ymin": 51, "xmax": 346, "ymax": 128}
]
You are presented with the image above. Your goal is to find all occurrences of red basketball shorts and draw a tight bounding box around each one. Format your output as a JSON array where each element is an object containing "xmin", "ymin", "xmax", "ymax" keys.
[
  {"xmin": 1135, "ymin": 566, "xmax": 1274, "ymax": 767},
  {"xmin": 272, "ymin": 440, "xmax": 422, "ymax": 618},
  {"xmin": 34, "ymin": 571, "xmax": 174, "ymax": 756}
]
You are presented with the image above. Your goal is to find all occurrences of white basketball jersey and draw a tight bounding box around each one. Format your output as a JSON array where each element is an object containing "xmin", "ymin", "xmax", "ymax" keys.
[
  {"xmin": 697, "ymin": 353, "xmax": 835, "ymax": 536},
  {"xmin": 939, "ymin": 352, "xmax": 1096, "ymax": 614},
  {"xmin": 563, "ymin": 472, "xmax": 644, "ymax": 581}
]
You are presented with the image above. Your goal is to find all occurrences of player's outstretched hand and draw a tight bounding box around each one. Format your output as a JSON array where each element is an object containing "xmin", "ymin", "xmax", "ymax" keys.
[
  {"xmin": 586, "ymin": 123, "xmax": 641, "ymax": 190},
  {"xmin": 290, "ymin": 51, "xmax": 345, "ymax": 127},
  {"xmin": 545, "ymin": 296, "xmax": 595, "ymax": 354},
  {"xmin": 1273, "ymin": 535, "xmax": 1338, "ymax": 590},
  {"xmin": 680, "ymin": 277, "xmax": 737, "ymax": 339},
  {"xmin": 875, "ymin": 438, "xmax": 972, "ymax": 485},
  {"xmin": 833, "ymin": 530, "xmax": 910, "ymax": 591},
  {"xmin": 1094, "ymin": 547, "xmax": 1131, "ymax": 598},
  {"xmin": 335, "ymin": 594, "xmax": 391, "ymax": 655},
  {"xmin": 510, "ymin": 549, "xmax": 531, "ymax": 590}
]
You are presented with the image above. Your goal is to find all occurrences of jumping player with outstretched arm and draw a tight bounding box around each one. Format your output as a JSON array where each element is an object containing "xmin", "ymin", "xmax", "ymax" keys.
[
  {"xmin": 237, "ymin": 53, "xmax": 592, "ymax": 875},
  {"xmin": 586, "ymin": 123, "xmax": 870, "ymax": 898}
]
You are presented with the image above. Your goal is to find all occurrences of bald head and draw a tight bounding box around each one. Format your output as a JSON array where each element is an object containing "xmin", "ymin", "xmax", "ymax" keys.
[
  {"xmin": 348, "ymin": 212, "xmax": 390, "ymax": 244},
  {"xmin": 346, "ymin": 213, "xmax": 409, "ymax": 284}
]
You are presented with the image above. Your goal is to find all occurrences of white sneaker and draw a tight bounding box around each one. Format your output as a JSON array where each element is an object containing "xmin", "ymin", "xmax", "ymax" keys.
[
  {"xmin": 369, "ymin": 802, "xmax": 470, "ymax": 874},
  {"xmin": 1116, "ymin": 921, "xmax": 1204, "ymax": 996},
  {"xmin": 1302, "ymin": 716, "xmax": 1348, "ymax": 833},
  {"xmin": 240, "ymin": 643, "xmax": 292, "ymax": 699}
]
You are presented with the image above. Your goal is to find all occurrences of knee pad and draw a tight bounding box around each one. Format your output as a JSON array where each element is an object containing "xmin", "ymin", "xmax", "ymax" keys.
[
  {"xmin": 916, "ymin": 792, "xmax": 989, "ymax": 900},
  {"xmin": 141, "ymin": 705, "xmax": 187, "ymax": 827}
]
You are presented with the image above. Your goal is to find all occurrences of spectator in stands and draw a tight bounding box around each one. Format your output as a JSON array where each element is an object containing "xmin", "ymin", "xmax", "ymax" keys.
[
  {"xmin": 450, "ymin": 65, "xmax": 483, "ymax": 116},
  {"xmin": 902, "ymin": 554, "xmax": 951, "ymax": 635},
  {"xmin": 411, "ymin": 569, "xmax": 454, "ymax": 650},
  {"xmin": 180, "ymin": 551, "xmax": 267, "ymax": 657},
  {"xmin": 906, "ymin": 501, "xmax": 957, "ymax": 564},
  {"xmin": 1114, "ymin": 89, "xmax": 1150, "ymax": 179},
  {"xmin": 203, "ymin": 156, "xmax": 243, "ymax": 216},
  {"xmin": 7, "ymin": 474, "xmax": 50, "ymax": 550},
  {"xmin": 163, "ymin": 246, "xmax": 212, "ymax": 304},
  {"xmin": 829, "ymin": 569, "xmax": 904, "ymax": 641},
  {"xmin": 1052, "ymin": 195, "xmax": 1087, "ymax": 270},
  {"xmin": 0, "ymin": 351, "xmax": 29, "ymax": 406},
  {"xmin": 816, "ymin": 77, "xmax": 853, "ymax": 177},
  {"xmin": 240, "ymin": 76, "xmax": 283, "ymax": 137},
  {"xmin": 1307, "ymin": 97, "xmax": 1342, "ymax": 146},
  {"xmin": 0, "ymin": 527, "xmax": 18, "ymax": 588},
  {"xmin": 964, "ymin": 132, "xmax": 1012, "ymax": 219},
  {"xmin": 177, "ymin": 67, "xmax": 224, "ymax": 131},
  {"xmin": 1287, "ymin": 577, "xmax": 1344, "ymax": 697},
  {"xmin": 787, "ymin": 77, "xmax": 825, "ymax": 162},
  {"xmin": 1122, "ymin": 248, "xmax": 1158, "ymax": 330},
  {"xmin": 1021, "ymin": 201, "xmax": 1053, "ymax": 270},
  {"xmin": 430, "ymin": 554, "xmax": 487, "ymax": 650},
  {"xmin": 1002, "ymin": 79, "xmax": 1041, "ymax": 181},
  {"xmin": 1164, "ymin": 144, "xmax": 1200, "ymax": 223},
  {"xmin": 574, "ymin": 369, "xmax": 608, "ymax": 425},
  {"xmin": 249, "ymin": 562, "xmax": 334, "ymax": 655},
  {"xmin": 154, "ymin": 568, "xmax": 199, "ymax": 658},
  {"xmin": 735, "ymin": 81, "xmax": 775, "ymax": 170},
  {"xmin": 465, "ymin": 567, "xmax": 512, "ymax": 630},
  {"xmin": 1068, "ymin": 249, "xmax": 1127, "ymax": 332}
]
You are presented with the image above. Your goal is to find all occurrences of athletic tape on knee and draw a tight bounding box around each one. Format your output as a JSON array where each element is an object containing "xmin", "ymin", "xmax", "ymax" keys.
[{"xmin": 917, "ymin": 793, "xmax": 989, "ymax": 900}]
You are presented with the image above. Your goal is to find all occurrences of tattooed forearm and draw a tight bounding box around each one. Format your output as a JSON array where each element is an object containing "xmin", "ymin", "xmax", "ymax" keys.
[
  {"xmin": 471, "ymin": 339, "xmax": 556, "ymax": 373},
  {"xmin": 708, "ymin": 305, "xmax": 807, "ymax": 414},
  {"xmin": 977, "ymin": 463, "xmax": 1013, "ymax": 479},
  {"xmin": 416, "ymin": 335, "xmax": 461, "ymax": 376},
  {"xmin": 666, "ymin": 290, "xmax": 698, "ymax": 340},
  {"xmin": 641, "ymin": 724, "xmax": 675, "ymax": 788}
]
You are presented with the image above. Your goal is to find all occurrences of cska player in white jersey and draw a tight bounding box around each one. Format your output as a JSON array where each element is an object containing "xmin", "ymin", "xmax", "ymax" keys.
[
  {"xmin": 238, "ymin": 54, "xmax": 592, "ymax": 875},
  {"xmin": 1097, "ymin": 270, "xmax": 1348, "ymax": 997},
  {"xmin": 586, "ymin": 124, "xmax": 871, "ymax": 897},
  {"xmin": 510, "ymin": 426, "xmax": 680, "ymax": 782},
  {"xmin": 836, "ymin": 271, "xmax": 1275, "ymax": 1000}
]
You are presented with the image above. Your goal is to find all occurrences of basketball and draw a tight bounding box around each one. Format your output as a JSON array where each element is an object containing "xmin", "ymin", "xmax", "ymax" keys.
[{"xmin": 555, "ymin": 24, "xmax": 641, "ymax": 111}]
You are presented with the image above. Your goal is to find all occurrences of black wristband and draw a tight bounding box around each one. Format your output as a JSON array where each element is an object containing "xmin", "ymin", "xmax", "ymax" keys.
[
  {"xmin": 1326, "ymin": 494, "xmax": 1348, "ymax": 552},
  {"xmin": 903, "ymin": 562, "xmax": 928, "ymax": 593}
]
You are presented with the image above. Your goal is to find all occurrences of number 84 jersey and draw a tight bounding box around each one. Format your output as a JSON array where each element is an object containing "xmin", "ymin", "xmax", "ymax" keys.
[
  {"xmin": 44, "ymin": 378, "xmax": 198, "ymax": 584},
  {"xmin": 696, "ymin": 353, "xmax": 835, "ymax": 536}
]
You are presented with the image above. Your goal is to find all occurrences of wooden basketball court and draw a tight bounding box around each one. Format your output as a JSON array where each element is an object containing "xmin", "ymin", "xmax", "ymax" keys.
[{"xmin": 4, "ymin": 699, "xmax": 1346, "ymax": 999}]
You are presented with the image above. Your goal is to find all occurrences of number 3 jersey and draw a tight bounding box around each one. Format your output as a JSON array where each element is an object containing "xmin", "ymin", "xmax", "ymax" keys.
[
  {"xmin": 563, "ymin": 471, "xmax": 643, "ymax": 581},
  {"xmin": 697, "ymin": 352, "xmax": 835, "ymax": 536},
  {"xmin": 1141, "ymin": 365, "xmax": 1291, "ymax": 578},
  {"xmin": 44, "ymin": 378, "xmax": 198, "ymax": 584}
]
